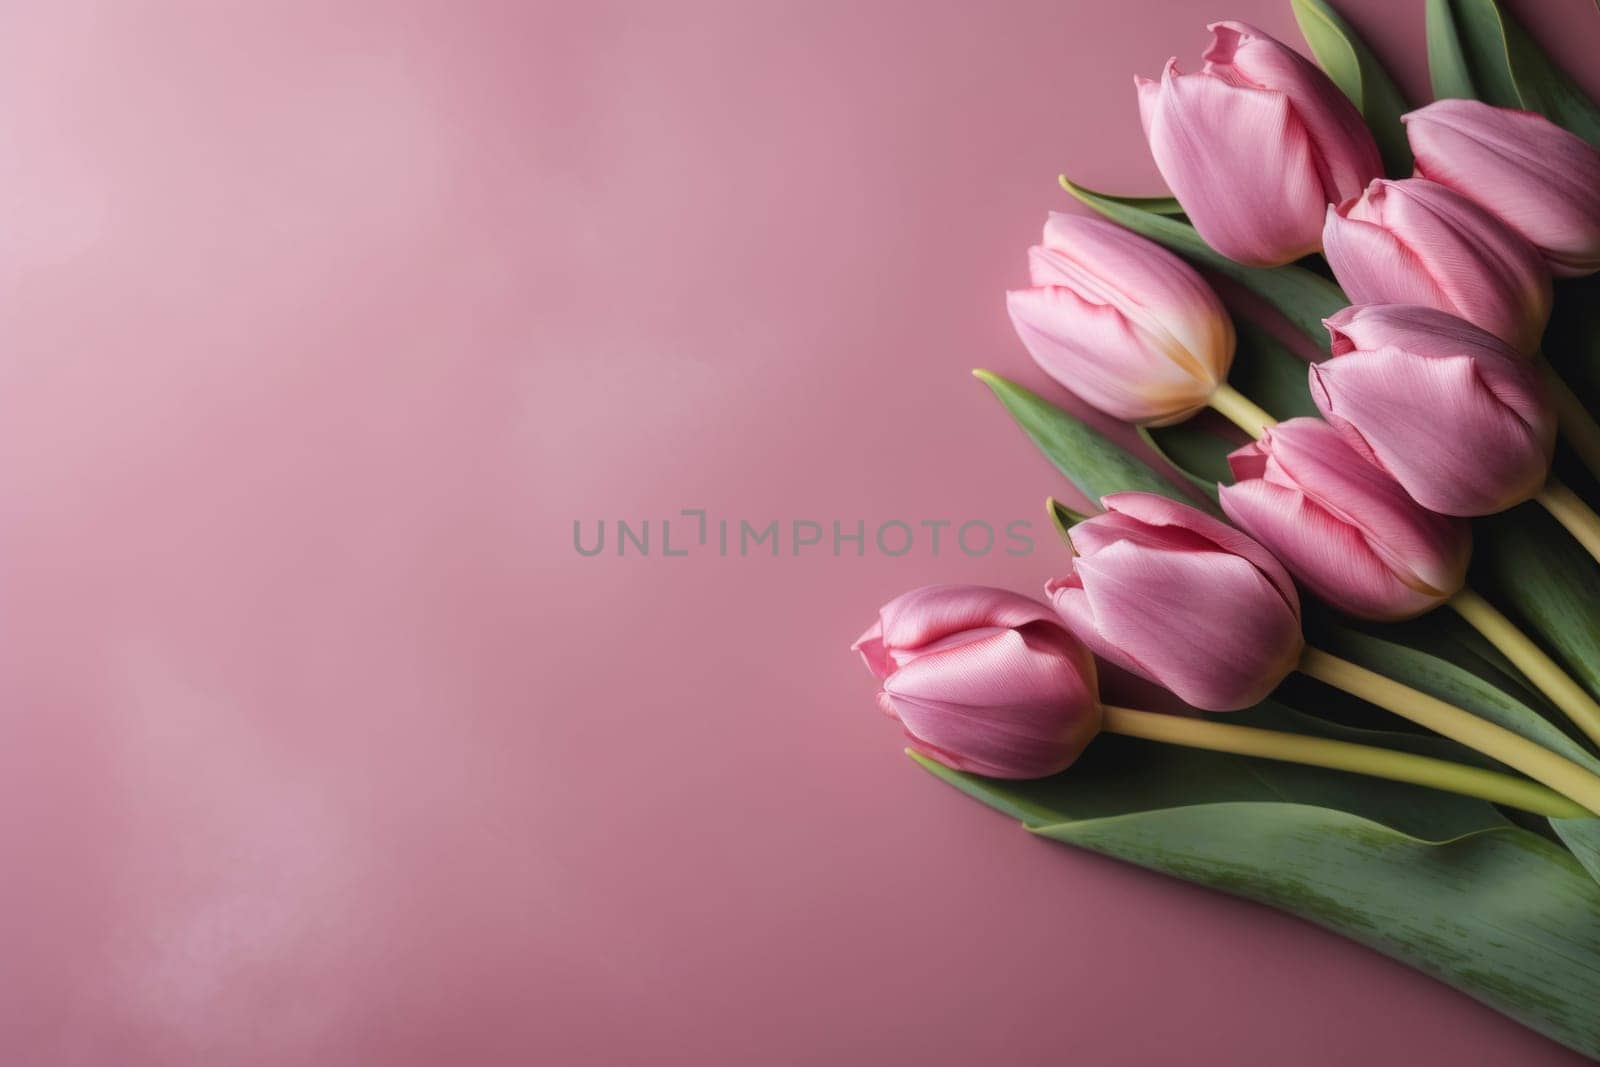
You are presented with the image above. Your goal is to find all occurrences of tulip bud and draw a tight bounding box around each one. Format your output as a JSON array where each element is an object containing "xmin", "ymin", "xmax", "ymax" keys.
[
  {"xmin": 1135, "ymin": 21, "xmax": 1382, "ymax": 267},
  {"xmin": 852, "ymin": 585, "xmax": 1102, "ymax": 778},
  {"xmin": 1006, "ymin": 213, "xmax": 1235, "ymax": 425},
  {"xmin": 1219, "ymin": 418, "xmax": 1471, "ymax": 621},
  {"xmin": 1404, "ymin": 100, "xmax": 1600, "ymax": 279},
  {"xmin": 1044, "ymin": 493, "xmax": 1303, "ymax": 711},
  {"xmin": 1313, "ymin": 305, "xmax": 1556, "ymax": 516},
  {"xmin": 1323, "ymin": 177, "xmax": 1553, "ymax": 354}
]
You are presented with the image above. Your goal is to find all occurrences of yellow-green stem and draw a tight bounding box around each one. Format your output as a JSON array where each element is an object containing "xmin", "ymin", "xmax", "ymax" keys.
[
  {"xmin": 1449, "ymin": 587, "xmax": 1600, "ymax": 750},
  {"xmin": 1538, "ymin": 356, "xmax": 1600, "ymax": 482},
  {"xmin": 1102, "ymin": 705, "xmax": 1586, "ymax": 818},
  {"xmin": 1537, "ymin": 478, "xmax": 1600, "ymax": 565},
  {"xmin": 1299, "ymin": 647, "xmax": 1600, "ymax": 815},
  {"xmin": 1205, "ymin": 382, "xmax": 1277, "ymax": 439}
]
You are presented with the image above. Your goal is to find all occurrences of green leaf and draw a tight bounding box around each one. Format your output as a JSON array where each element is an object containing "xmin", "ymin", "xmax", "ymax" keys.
[
  {"xmin": 1061, "ymin": 177, "xmax": 1348, "ymax": 352},
  {"xmin": 1043, "ymin": 496, "xmax": 1084, "ymax": 546},
  {"xmin": 1426, "ymin": 0, "xmax": 1481, "ymax": 101},
  {"xmin": 914, "ymin": 752, "xmax": 1600, "ymax": 1060},
  {"xmin": 1228, "ymin": 318, "xmax": 1319, "ymax": 419},
  {"xmin": 1050, "ymin": 183, "xmax": 1184, "ymax": 216},
  {"xmin": 1476, "ymin": 502, "xmax": 1600, "ymax": 712},
  {"xmin": 1429, "ymin": 0, "xmax": 1600, "ymax": 145},
  {"xmin": 1140, "ymin": 423, "xmax": 1229, "ymax": 499},
  {"xmin": 972, "ymin": 369, "xmax": 1211, "ymax": 511},
  {"xmin": 1290, "ymin": 0, "xmax": 1414, "ymax": 175},
  {"xmin": 1227, "ymin": 700, "xmax": 1509, "ymax": 837},
  {"xmin": 1313, "ymin": 625, "xmax": 1600, "ymax": 774},
  {"xmin": 1553, "ymin": 817, "xmax": 1600, "ymax": 885}
]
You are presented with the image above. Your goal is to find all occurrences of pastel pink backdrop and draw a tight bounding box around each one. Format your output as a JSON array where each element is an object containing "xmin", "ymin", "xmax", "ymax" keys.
[{"xmin": 2, "ymin": 2, "xmax": 1597, "ymax": 1064}]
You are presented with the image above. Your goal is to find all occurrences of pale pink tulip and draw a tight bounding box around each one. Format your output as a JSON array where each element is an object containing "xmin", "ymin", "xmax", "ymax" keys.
[
  {"xmin": 852, "ymin": 585, "xmax": 1101, "ymax": 778},
  {"xmin": 1044, "ymin": 492, "xmax": 1303, "ymax": 711},
  {"xmin": 1220, "ymin": 418, "xmax": 1471, "ymax": 621},
  {"xmin": 1006, "ymin": 213, "xmax": 1235, "ymax": 425},
  {"xmin": 1136, "ymin": 21, "xmax": 1382, "ymax": 266},
  {"xmin": 1405, "ymin": 100, "xmax": 1600, "ymax": 278},
  {"xmin": 1323, "ymin": 178, "xmax": 1553, "ymax": 353},
  {"xmin": 1313, "ymin": 305, "xmax": 1556, "ymax": 516}
]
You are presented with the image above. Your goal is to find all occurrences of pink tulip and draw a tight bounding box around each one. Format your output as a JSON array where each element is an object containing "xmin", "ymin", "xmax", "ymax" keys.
[
  {"xmin": 1006, "ymin": 213, "xmax": 1235, "ymax": 425},
  {"xmin": 1323, "ymin": 177, "xmax": 1553, "ymax": 353},
  {"xmin": 1313, "ymin": 305, "xmax": 1556, "ymax": 516},
  {"xmin": 1405, "ymin": 100, "xmax": 1600, "ymax": 278},
  {"xmin": 1136, "ymin": 21, "xmax": 1382, "ymax": 267},
  {"xmin": 1219, "ymin": 418, "xmax": 1471, "ymax": 621},
  {"xmin": 1044, "ymin": 492, "xmax": 1303, "ymax": 711},
  {"xmin": 852, "ymin": 585, "xmax": 1102, "ymax": 778}
]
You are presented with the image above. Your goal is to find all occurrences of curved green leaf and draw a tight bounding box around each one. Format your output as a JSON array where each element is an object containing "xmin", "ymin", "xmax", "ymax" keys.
[
  {"xmin": 1052, "ymin": 184, "xmax": 1183, "ymax": 216},
  {"xmin": 1044, "ymin": 496, "xmax": 1084, "ymax": 546},
  {"xmin": 1429, "ymin": 0, "xmax": 1600, "ymax": 145},
  {"xmin": 1061, "ymin": 177, "xmax": 1348, "ymax": 352},
  {"xmin": 1477, "ymin": 502, "xmax": 1600, "ymax": 712},
  {"xmin": 914, "ymin": 753, "xmax": 1600, "ymax": 1060},
  {"xmin": 1314, "ymin": 626, "xmax": 1600, "ymax": 773},
  {"xmin": 1228, "ymin": 318, "xmax": 1320, "ymax": 419},
  {"xmin": 1426, "ymin": 0, "xmax": 1477, "ymax": 100},
  {"xmin": 1291, "ymin": 0, "xmax": 1414, "ymax": 174},
  {"xmin": 1553, "ymin": 816, "xmax": 1600, "ymax": 885},
  {"xmin": 972, "ymin": 370, "xmax": 1212, "ymax": 511},
  {"xmin": 1140, "ymin": 423, "xmax": 1228, "ymax": 499}
]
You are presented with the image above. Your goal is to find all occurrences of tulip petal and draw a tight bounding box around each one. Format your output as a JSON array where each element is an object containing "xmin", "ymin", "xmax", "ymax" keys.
[
  {"xmin": 1140, "ymin": 60, "xmax": 1327, "ymax": 266},
  {"xmin": 1099, "ymin": 491, "xmax": 1300, "ymax": 615},
  {"xmin": 883, "ymin": 627, "xmax": 1100, "ymax": 778},
  {"xmin": 1244, "ymin": 418, "xmax": 1471, "ymax": 598},
  {"xmin": 1219, "ymin": 475, "xmax": 1454, "ymax": 621},
  {"xmin": 1406, "ymin": 100, "xmax": 1600, "ymax": 278},
  {"xmin": 1311, "ymin": 347, "xmax": 1552, "ymax": 515},
  {"xmin": 1326, "ymin": 180, "xmax": 1551, "ymax": 353},
  {"xmin": 1205, "ymin": 21, "xmax": 1381, "ymax": 203},
  {"xmin": 1033, "ymin": 213, "xmax": 1235, "ymax": 386},
  {"xmin": 1323, "ymin": 204, "xmax": 1450, "ymax": 310},
  {"xmin": 1072, "ymin": 542, "xmax": 1303, "ymax": 710},
  {"xmin": 863, "ymin": 584, "xmax": 1058, "ymax": 668},
  {"xmin": 1379, "ymin": 180, "xmax": 1552, "ymax": 352},
  {"xmin": 1006, "ymin": 285, "xmax": 1216, "ymax": 424}
]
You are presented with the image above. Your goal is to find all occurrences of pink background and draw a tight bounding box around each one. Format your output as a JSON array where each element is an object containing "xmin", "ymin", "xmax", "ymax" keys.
[{"xmin": 3, "ymin": 1, "xmax": 1598, "ymax": 1063}]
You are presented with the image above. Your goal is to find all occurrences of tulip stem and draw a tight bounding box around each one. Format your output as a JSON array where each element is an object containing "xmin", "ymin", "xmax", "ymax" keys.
[
  {"xmin": 1100, "ymin": 705, "xmax": 1586, "ymax": 818},
  {"xmin": 1538, "ymin": 356, "xmax": 1600, "ymax": 482},
  {"xmin": 1537, "ymin": 478, "xmax": 1600, "ymax": 565},
  {"xmin": 1298, "ymin": 647, "xmax": 1600, "ymax": 815},
  {"xmin": 1206, "ymin": 383, "xmax": 1277, "ymax": 439},
  {"xmin": 1449, "ymin": 587, "xmax": 1600, "ymax": 750}
]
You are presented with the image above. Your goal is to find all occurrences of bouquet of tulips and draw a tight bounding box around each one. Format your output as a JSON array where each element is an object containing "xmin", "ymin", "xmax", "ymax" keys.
[{"xmin": 852, "ymin": 2, "xmax": 1600, "ymax": 1058}]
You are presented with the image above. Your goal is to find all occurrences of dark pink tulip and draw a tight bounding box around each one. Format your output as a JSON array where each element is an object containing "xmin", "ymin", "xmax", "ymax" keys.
[
  {"xmin": 1323, "ymin": 177, "xmax": 1553, "ymax": 354},
  {"xmin": 852, "ymin": 585, "xmax": 1101, "ymax": 778},
  {"xmin": 1313, "ymin": 305, "xmax": 1556, "ymax": 516},
  {"xmin": 1405, "ymin": 100, "xmax": 1600, "ymax": 278},
  {"xmin": 1006, "ymin": 213, "xmax": 1235, "ymax": 425},
  {"xmin": 1045, "ymin": 493, "xmax": 1303, "ymax": 711},
  {"xmin": 1136, "ymin": 21, "xmax": 1382, "ymax": 267},
  {"xmin": 1220, "ymin": 418, "xmax": 1471, "ymax": 621}
]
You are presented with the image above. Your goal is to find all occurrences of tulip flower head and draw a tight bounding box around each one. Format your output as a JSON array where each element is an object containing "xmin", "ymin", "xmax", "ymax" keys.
[
  {"xmin": 1136, "ymin": 21, "xmax": 1383, "ymax": 267},
  {"xmin": 1006, "ymin": 213, "xmax": 1235, "ymax": 425},
  {"xmin": 1045, "ymin": 493, "xmax": 1303, "ymax": 711},
  {"xmin": 1323, "ymin": 177, "xmax": 1553, "ymax": 353},
  {"xmin": 1405, "ymin": 99, "xmax": 1600, "ymax": 279},
  {"xmin": 1220, "ymin": 418, "xmax": 1472, "ymax": 621},
  {"xmin": 1313, "ymin": 304, "xmax": 1556, "ymax": 516},
  {"xmin": 853, "ymin": 585, "xmax": 1102, "ymax": 778}
]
